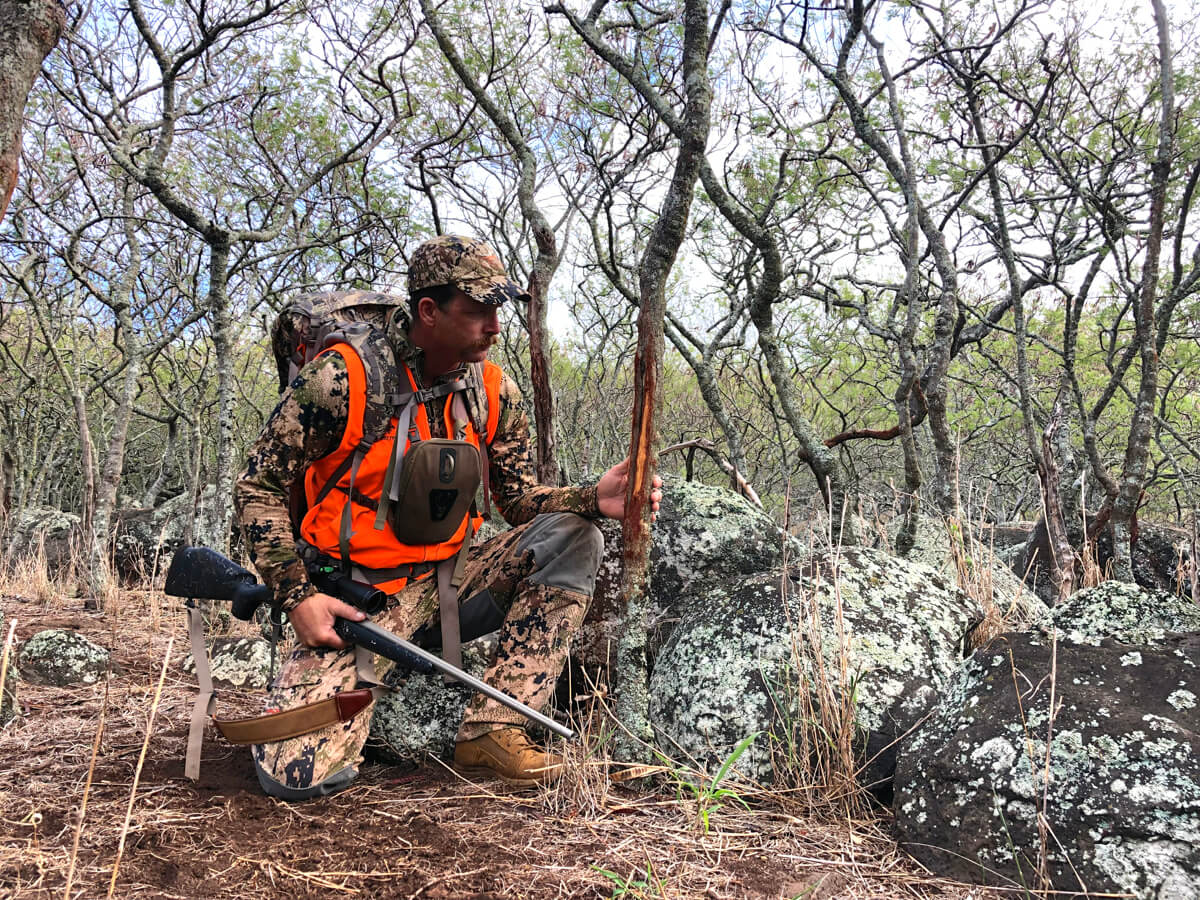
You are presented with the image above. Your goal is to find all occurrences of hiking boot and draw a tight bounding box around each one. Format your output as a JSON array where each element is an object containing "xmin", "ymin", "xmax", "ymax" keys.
[{"xmin": 453, "ymin": 728, "xmax": 564, "ymax": 786}]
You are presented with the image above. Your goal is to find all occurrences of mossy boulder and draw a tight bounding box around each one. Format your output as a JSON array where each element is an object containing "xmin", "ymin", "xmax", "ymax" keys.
[
  {"xmin": 181, "ymin": 637, "xmax": 274, "ymax": 689},
  {"xmin": 893, "ymin": 631, "xmax": 1200, "ymax": 898},
  {"xmin": 648, "ymin": 546, "xmax": 980, "ymax": 788},
  {"xmin": 583, "ymin": 479, "xmax": 803, "ymax": 666},
  {"xmin": 367, "ymin": 636, "xmax": 497, "ymax": 764},
  {"xmin": 1052, "ymin": 581, "xmax": 1200, "ymax": 646},
  {"xmin": 17, "ymin": 629, "xmax": 112, "ymax": 686}
]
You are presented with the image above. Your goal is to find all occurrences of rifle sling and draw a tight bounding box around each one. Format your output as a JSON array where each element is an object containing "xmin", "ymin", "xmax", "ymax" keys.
[
  {"xmin": 213, "ymin": 688, "xmax": 377, "ymax": 744},
  {"xmin": 185, "ymin": 606, "xmax": 216, "ymax": 781}
]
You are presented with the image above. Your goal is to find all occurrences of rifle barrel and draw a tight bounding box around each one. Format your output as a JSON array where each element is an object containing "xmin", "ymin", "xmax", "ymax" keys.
[{"xmin": 336, "ymin": 618, "xmax": 576, "ymax": 741}]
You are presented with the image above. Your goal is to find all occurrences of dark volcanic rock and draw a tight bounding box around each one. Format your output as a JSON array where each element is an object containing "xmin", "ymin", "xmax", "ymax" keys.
[
  {"xmin": 1016, "ymin": 520, "xmax": 1191, "ymax": 604},
  {"xmin": 1097, "ymin": 523, "xmax": 1191, "ymax": 596},
  {"xmin": 894, "ymin": 631, "xmax": 1200, "ymax": 898},
  {"xmin": 648, "ymin": 546, "xmax": 980, "ymax": 787}
]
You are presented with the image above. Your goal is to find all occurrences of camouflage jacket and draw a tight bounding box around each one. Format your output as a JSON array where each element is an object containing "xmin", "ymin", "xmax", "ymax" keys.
[{"xmin": 234, "ymin": 318, "xmax": 599, "ymax": 611}]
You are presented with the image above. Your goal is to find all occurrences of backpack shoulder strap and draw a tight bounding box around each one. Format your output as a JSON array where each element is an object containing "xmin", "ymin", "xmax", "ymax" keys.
[
  {"xmin": 319, "ymin": 321, "xmax": 400, "ymax": 446},
  {"xmin": 465, "ymin": 361, "xmax": 492, "ymax": 443}
]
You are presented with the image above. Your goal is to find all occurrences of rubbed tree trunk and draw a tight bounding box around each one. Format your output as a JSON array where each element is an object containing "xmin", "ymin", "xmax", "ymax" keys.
[
  {"xmin": 615, "ymin": 2, "xmax": 712, "ymax": 758},
  {"xmin": 546, "ymin": 0, "xmax": 714, "ymax": 756},
  {"xmin": 0, "ymin": 0, "xmax": 66, "ymax": 222}
]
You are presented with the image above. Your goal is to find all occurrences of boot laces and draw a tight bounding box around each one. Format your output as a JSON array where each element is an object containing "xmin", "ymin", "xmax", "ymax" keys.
[{"xmin": 498, "ymin": 728, "xmax": 541, "ymax": 753}]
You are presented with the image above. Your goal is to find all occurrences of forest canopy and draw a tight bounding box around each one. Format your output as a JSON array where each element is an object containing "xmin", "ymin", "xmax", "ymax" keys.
[{"xmin": 1, "ymin": 0, "xmax": 1198, "ymax": 596}]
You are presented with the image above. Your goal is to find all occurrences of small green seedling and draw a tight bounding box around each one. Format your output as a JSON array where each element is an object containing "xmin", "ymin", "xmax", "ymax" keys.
[
  {"xmin": 591, "ymin": 860, "xmax": 666, "ymax": 898},
  {"xmin": 667, "ymin": 731, "xmax": 760, "ymax": 833}
]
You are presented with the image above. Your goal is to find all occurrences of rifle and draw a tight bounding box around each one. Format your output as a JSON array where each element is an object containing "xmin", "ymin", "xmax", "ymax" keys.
[{"xmin": 164, "ymin": 546, "xmax": 575, "ymax": 741}]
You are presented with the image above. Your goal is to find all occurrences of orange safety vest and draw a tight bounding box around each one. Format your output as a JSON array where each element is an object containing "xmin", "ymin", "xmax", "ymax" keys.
[{"xmin": 299, "ymin": 343, "xmax": 503, "ymax": 594}]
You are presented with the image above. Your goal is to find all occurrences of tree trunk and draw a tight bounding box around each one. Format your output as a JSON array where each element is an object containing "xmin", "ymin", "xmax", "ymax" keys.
[
  {"xmin": 1108, "ymin": 0, "xmax": 1173, "ymax": 582},
  {"xmin": 0, "ymin": 447, "xmax": 11, "ymax": 517},
  {"xmin": 615, "ymin": 6, "xmax": 711, "ymax": 760},
  {"xmin": 664, "ymin": 318, "xmax": 749, "ymax": 488},
  {"xmin": 201, "ymin": 240, "xmax": 235, "ymax": 553},
  {"xmin": 183, "ymin": 418, "xmax": 203, "ymax": 548},
  {"xmin": 894, "ymin": 213, "xmax": 922, "ymax": 555},
  {"xmin": 1039, "ymin": 395, "xmax": 1078, "ymax": 603},
  {"xmin": 749, "ymin": 304, "xmax": 853, "ymax": 533},
  {"xmin": 89, "ymin": 186, "xmax": 144, "ymax": 595},
  {"xmin": 0, "ymin": 0, "xmax": 66, "ymax": 222}
]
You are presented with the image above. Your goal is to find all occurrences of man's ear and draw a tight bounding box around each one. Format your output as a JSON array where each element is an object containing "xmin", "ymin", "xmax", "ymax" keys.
[{"xmin": 416, "ymin": 295, "xmax": 440, "ymax": 327}]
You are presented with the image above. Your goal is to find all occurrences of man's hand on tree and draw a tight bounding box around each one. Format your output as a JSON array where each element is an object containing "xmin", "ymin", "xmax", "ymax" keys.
[
  {"xmin": 288, "ymin": 591, "xmax": 367, "ymax": 649},
  {"xmin": 597, "ymin": 457, "xmax": 663, "ymax": 521}
]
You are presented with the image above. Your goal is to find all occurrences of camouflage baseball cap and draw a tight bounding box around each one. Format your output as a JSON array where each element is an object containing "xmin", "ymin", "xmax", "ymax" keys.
[{"xmin": 407, "ymin": 235, "xmax": 530, "ymax": 306}]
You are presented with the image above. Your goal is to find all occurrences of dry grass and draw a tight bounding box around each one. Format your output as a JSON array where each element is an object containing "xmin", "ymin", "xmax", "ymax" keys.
[
  {"xmin": 0, "ymin": 550, "xmax": 1004, "ymax": 900},
  {"xmin": 0, "ymin": 540, "xmax": 74, "ymax": 608}
]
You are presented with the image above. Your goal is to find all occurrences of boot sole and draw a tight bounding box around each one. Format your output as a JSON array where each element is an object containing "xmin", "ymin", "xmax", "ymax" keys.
[{"xmin": 451, "ymin": 762, "xmax": 543, "ymax": 787}]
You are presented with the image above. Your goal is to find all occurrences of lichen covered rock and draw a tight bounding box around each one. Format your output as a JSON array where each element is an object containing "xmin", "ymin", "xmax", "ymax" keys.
[
  {"xmin": 113, "ymin": 486, "xmax": 218, "ymax": 579},
  {"xmin": 181, "ymin": 637, "xmax": 274, "ymax": 689},
  {"xmin": 583, "ymin": 479, "xmax": 802, "ymax": 665},
  {"xmin": 887, "ymin": 514, "xmax": 1048, "ymax": 631},
  {"xmin": 367, "ymin": 636, "xmax": 497, "ymax": 763},
  {"xmin": 365, "ymin": 481, "xmax": 795, "ymax": 760},
  {"xmin": 17, "ymin": 629, "xmax": 112, "ymax": 686},
  {"xmin": 1053, "ymin": 581, "xmax": 1200, "ymax": 646},
  {"xmin": 893, "ymin": 631, "xmax": 1200, "ymax": 898},
  {"xmin": 648, "ymin": 546, "xmax": 980, "ymax": 787},
  {"xmin": 5, "ymin": 507, "xmax": 81, "ymax": 575}
]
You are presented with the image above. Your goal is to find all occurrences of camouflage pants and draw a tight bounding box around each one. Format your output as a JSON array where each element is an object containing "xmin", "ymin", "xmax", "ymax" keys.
[{"xmin": 252, "ymin": 512, "xmax": 603, "ymax": 800}]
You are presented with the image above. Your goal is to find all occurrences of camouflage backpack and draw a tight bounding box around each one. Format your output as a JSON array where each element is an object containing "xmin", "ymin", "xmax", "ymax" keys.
[{"xmin": 268, "ymin": 290, "xmax": 491, "ymax": 535}]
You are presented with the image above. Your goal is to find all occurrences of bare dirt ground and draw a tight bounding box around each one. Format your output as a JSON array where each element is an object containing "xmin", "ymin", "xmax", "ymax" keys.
[{"xmin": 0, "ymin": 589, "xmax": 997, "ymax": 899}]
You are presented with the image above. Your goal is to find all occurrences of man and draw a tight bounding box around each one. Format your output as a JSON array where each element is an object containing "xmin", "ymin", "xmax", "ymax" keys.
[{"xmin": 235, "ymin": 234, "xmax": 659, "ymax": 800}]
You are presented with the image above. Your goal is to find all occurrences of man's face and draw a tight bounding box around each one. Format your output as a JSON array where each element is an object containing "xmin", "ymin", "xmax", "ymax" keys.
[{"xmin": 424, "ymin": 291, "xmax": 502, "ymax": 363}]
